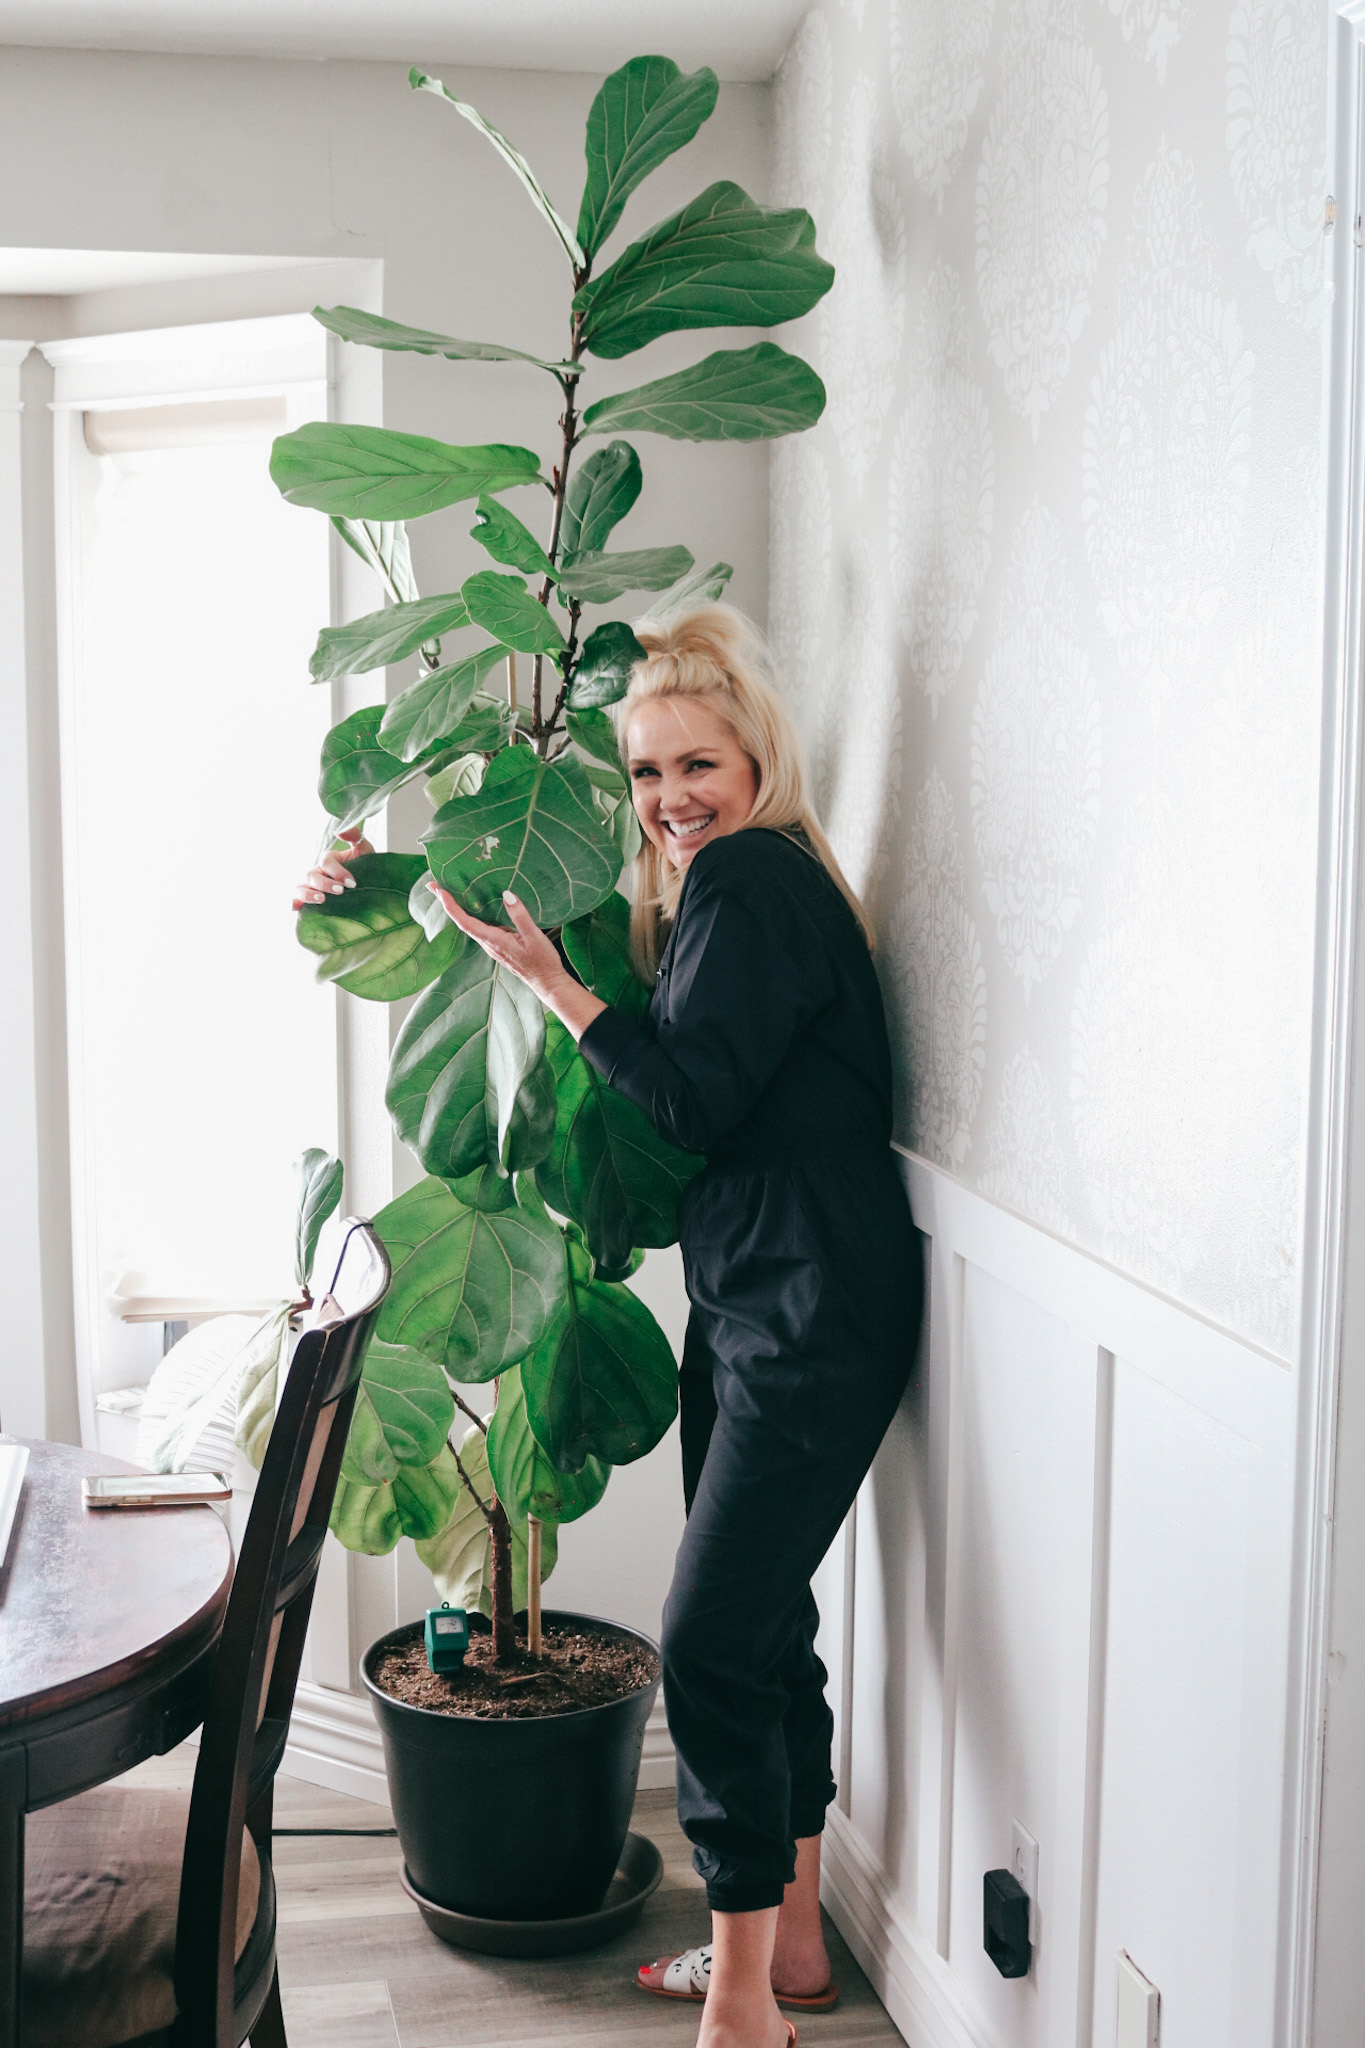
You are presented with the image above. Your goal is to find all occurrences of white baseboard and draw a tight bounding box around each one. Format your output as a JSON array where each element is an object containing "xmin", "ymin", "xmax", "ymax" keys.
[
  {"xmin": 282, "ymin": 1684, "xmax": 676, "ymax": 1804},
  {"xmin": 284, "ymin": 1681, "xmax": 390, "ymax": 1805},
  {"xmin": 820, "ymin": 1806, "xmax": 998, "ymax": 2048},
  {"xmin": 639, "ymin": 1698, "xmax": 675, "ymax": 1790}
]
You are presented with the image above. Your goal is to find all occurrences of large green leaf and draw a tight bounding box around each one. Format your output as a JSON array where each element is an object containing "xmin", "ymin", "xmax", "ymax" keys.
[
  {"xmin": 506, "ymin": 1058, "xmax": 557, "ymax": 1175},
  {"xmin": 573, "ymin": 182, "xmax": 835, "ymax": 360},
  {"xmin": 520, "ymin": 1229, "xmax": 678, "ymax": 1472},
  {"xmin": 488, "ymin": 1365, "xmax": 609, "ymax": 1525},
  {"xmin": 582, "ymin": 758, "xmax": 642, "ymax": 867},
  {"xmin": 562, "ymin": 890, "xmax": 650, "ymax": 1019},
  {"xmin": 342, "ymin": 1340, "xmax": 455, "ymax": 1481},
  {"xmin": 310, "ymin": 593, "xmax": 471, "ymax": 684},
  {"xmin": 416, "ymin": 1423, "xmax": 559, "ymax": 1614},
  {"xmin": 331, "ymin": 1442, "xmax": 465, "ymax": 1553},
  {"xmin": 331, "ymin": 516, "xmax": 419, "ymax": 604},
  {"xmin": 271, "ymin": 422, "xmax": 543, "ymax": 520},
  {"xmin": 422, "ymin": 746, "xmax": 621, "ymax": 926},
  {"xmin": 535, "ymin": 1015, "xmax": 701, "ymax": 1273},
  {"xmin": 329, "ymin": 1471, "xmax": 403, "ymax": 1553},
  {"xmin": 567, "ymin": 620, "xmax": 647, "ymax": 709},
  {"xmin": 378, "ymin": 644, "xmax": 509, "ymax": 764},
  {"xmin": 420, "ymin": 696, "xmax": 515, "ymax": 793},
  {"xmin": 386, "ymin": 946, "xmax": 547, "ymax": 1180},
  {"xmin": 583, "ymin": 342, "xmax": 826, "ymax": 441},
  {"xmin": 451, "ymin": 1163, "xmax": 518, "ymax": 1212},
  {"xmin": 557, "ymin": 544, "xmax": 693, "ymax": 605},
  {"xmin": 313, "ymin": 303, "xmax": 574, "ymax": 376},
  {"xmin": 373, "ymin": 1175, "xmax": 566, "ymax": 1381},
  {"xmin": 461, "ymin": 570, "xmax": 565, "ymax": 653},
  {"xmin": 425, "ymin": 749, "xmax": 488, "ymax": 811},
  {"xmin": 318, "ymin": 706, "xmax": 453, "ymax": 832},
  {"xmin": 225, "ymin": 1307, "xmax": 291, "ymax": 1476},
  {"xmin": 565, "ymin": 707, "xmax": 622, "ymax": 769},
  {"xmin": 297, "ymin": 852, "xmax": 458, "ymax": 1000},
  {"xmin": 641, "ymin": 559, "xmax": 733, "ymax": 619},
  {"xmin": 411, "ymin": 69, "xmax": 585, "ymax": 271},
  {"xmin": 471, "ymin": 496, "xmax": 557, "ymax": 581},
  {"xmin": 294, "ymin": 1148, "xmax": 343, "ymax": 1291},
  {"xmin": 559, "ymin": 441, "xmax": 642, "ymax": 558},
  {"xmin": 577, "ymin": 57, "xmax": 719, "ymax": 257}
]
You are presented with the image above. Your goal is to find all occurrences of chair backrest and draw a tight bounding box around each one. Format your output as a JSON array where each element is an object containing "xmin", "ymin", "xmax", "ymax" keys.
[{"xmin": 171, "ymin": 1218, "xmax": 389, "ymax": 2046}]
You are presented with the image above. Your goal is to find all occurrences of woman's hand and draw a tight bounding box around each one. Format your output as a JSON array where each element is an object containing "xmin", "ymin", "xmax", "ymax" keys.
[
  {"xmin": 429, "ymin": 881, "xmax": 608, "ymax": 1042},
  {"xmin": 293, "ymin": 827, "xmax": 373, "ymax": 910}
]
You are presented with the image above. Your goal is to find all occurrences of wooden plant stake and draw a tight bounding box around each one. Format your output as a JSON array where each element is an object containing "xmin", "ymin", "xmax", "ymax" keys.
[{"xmin": 527, "ymin": 1516, "xmax": 543, "ymax": 1657}]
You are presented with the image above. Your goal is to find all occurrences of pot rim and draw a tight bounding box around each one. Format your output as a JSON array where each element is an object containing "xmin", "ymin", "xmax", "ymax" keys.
[{"xmin": 360, "ymin": 1608, "xmax": 662, "ymax": 1730}]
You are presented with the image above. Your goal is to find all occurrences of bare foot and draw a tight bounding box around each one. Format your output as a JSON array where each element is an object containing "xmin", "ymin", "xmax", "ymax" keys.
[
  {"xmin": 771, "ymin": 1835, "xmax": 832, "ymax": 1997},
  {"xmin": 770, "ymin": 1932, "xmax": 831, "ymax": 1999},
  {"xmin": 697, "ymin": 1995, "xmax": 790, "ymax": 2048}
]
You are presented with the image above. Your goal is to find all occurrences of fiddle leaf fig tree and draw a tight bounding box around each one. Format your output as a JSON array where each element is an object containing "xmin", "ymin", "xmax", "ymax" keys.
[{"xmin": 273, "ymin": 52, "xmax": 833, "ymax": 1664}]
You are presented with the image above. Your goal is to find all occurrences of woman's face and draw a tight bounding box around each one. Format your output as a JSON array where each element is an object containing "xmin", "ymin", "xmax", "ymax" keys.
[{"xmin": 625, "ymin": 697, "xmax": 760, "ymax": 872}]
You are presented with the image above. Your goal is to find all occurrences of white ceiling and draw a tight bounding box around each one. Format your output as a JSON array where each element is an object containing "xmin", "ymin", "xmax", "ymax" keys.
[
  {"xmin": 0, "ymin": 249, "xmax": 329, "ymax": 294},
  {"xmin": 0, "ymin": 0, "xmax": 806, "ymax": 81}
]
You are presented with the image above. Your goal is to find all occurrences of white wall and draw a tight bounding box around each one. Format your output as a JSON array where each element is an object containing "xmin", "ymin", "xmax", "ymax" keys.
[
  {"xmin": 0, "ymin": 45, "xmax": 767, "ymax": 1658},
  {"xmin": 767, "ymin": 1, "xmax": 1333, "ymax": 2043}
]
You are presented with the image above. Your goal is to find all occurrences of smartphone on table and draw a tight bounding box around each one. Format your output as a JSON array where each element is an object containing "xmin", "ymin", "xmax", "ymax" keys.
[{"xmin": 82, "ymin": 1472, "xmax": 231, "ymax": 1509}]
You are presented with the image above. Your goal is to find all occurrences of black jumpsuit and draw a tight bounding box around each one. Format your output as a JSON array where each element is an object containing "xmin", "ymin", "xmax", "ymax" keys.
[{"xmin": 579, "ymin": 827, "xmax": 922, "ymax": 1913}]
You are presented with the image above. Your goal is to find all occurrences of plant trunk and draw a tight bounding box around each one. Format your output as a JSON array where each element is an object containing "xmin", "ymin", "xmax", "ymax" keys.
[{"xmin": 488, "ymin": 1495, "xmax": 517, "ymax": 1664}]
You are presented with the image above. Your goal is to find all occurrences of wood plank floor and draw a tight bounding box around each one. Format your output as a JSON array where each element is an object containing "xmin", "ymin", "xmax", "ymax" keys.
[{"xmin": 127, "ymin": 1753, "xmax": 902, "ymax": 2046}]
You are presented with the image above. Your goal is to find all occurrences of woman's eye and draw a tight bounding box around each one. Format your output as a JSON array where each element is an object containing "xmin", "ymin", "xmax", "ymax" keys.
[
  {"xmin": 630, "ymin": 765, "xmax": 657, "ymax": 780},
  {"xmin": 687, "ymin": 758, "xmax": 716, "ymax": 772}
]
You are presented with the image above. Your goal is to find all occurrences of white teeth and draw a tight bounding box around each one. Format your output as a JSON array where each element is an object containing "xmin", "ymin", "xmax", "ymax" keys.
[{"xmin": 667, "ymin": 814, "xmax": 714, "ymax": 839}]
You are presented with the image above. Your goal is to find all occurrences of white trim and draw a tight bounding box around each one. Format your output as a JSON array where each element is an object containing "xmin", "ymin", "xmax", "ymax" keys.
[
  {"xmin": 1287, "ymin": 12, "xmax": 1365, "ymax": 2042},
  {"xmin": 280, "ymin": 1683, "xmax": 675, "ymax": 1806},
  {"xmin": 0, "ymin": 340, "xmax": 43, "ymax": 1437},
  {"xmin": 639, "ymin": 1697, "xmax": 676, "ymax": 1791},
  {"xmin": 284, "ymin": 1680, "xmax": 390, "ymax": 1806},
  {"xmin": 40, "ymin": 312, "xmax": 327, "ymax": 407},
  {"xmin": 822, "ymin": 1804, "xmax": 997, "ymax": 2048}
]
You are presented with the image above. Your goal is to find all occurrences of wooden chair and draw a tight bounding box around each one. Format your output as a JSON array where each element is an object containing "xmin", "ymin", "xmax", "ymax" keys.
[{"xmin": 22, "ymin": 1218, "xmax": 390, "ymax": 2048}]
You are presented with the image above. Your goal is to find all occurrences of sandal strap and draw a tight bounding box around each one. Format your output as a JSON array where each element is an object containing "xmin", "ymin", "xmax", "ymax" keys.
[{"xmin": 661, "ymin": 1944, "xmax": 713, "ymax": 1995}]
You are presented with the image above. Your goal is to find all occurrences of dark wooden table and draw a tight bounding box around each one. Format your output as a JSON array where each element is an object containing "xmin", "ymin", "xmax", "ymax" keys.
[{"xmin": 0, "ymin": 1437, "xmax": 233, "ymax": 2045}]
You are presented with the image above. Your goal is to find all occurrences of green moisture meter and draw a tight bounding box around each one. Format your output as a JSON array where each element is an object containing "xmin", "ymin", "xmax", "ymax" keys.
[{"xmin": 424, "ymin": 1603, "xmax": 469, "ymax": 1674}]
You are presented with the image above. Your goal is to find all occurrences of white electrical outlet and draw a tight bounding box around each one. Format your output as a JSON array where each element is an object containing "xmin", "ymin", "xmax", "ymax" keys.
[
  {"xmin": 1010, "ymin": 1820, "xmax": 1039, "ymax": 1942},
  {"xmin": 1116, "ymin": 1951, "xmax": 1159, "ymax": 2048}
]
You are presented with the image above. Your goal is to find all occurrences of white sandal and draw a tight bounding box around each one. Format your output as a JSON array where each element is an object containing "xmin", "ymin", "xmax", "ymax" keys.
[{"xmin": 637, "ymin": 1942, "xmax": 713, "ymax": 1999}]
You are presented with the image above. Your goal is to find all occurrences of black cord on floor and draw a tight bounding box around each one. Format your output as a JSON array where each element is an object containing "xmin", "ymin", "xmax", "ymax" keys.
[{"xmin": 271, "ymin": 1826, "xmax": 398, "ymax": 1837}]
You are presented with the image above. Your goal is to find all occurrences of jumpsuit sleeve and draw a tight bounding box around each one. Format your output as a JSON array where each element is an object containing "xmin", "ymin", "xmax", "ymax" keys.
[{"xmin": 577, "ymin": 838, "xmax": 834, "ymax": 1153}]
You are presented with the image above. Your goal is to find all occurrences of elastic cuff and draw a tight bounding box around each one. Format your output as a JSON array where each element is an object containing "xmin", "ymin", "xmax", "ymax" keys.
[
  {"xmin": 578, "ymin": 1004, "xmax": 649, "ymax": 1082},
  {"xmin": 705, "ymin": 1881, "xmax": 788, "ymax": 1914},
  {"xmin": 789, "ymin": 1785, "xmax": 835, "ymax": 1842}
]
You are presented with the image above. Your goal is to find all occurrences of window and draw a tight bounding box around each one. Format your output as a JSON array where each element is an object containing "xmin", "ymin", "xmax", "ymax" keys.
[{"xmin": 48, "ymin": 316, "xmax": 341, "ymax": 1413}]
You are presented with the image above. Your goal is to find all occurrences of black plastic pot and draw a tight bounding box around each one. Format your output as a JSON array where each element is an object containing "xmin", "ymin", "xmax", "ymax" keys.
[{"xmin": 361, "ymin": 1611, "xmax": 661, "ymax": 1923}]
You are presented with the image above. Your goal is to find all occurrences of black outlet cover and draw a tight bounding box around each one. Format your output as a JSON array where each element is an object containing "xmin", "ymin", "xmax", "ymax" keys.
[{"xmin": 983, "ymin": 1867, "xmax": 1031, "ymax": 1979}]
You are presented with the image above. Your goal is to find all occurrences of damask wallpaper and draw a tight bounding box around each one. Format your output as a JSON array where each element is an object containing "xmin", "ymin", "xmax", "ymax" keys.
[{"xmin": 769, "ymin": 0, "xmax": 1329, "ymax": 1359}]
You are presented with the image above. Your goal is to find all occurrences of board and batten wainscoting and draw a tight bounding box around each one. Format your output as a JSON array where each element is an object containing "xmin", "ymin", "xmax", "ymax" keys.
[{"xmin": 812, "ymin": 1149, "xmax": 1293, "ymax": 2048}]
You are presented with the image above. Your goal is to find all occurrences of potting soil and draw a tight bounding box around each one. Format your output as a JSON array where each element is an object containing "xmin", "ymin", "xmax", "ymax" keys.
[{"xmin": 371, "ymin": 1623, "xmax": 659, "ymax": 1720}]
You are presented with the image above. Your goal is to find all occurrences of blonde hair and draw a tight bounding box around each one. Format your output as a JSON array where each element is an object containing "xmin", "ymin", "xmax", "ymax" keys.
[{"xmin": 614, "ymin": 602, "xmax": 874, "ymax": 977}]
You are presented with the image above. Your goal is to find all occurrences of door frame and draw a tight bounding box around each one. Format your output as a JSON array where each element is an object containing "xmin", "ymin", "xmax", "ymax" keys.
[{"xmin": 1292, "ymin": 9, "xmax": 1365, "ymax": 2040}]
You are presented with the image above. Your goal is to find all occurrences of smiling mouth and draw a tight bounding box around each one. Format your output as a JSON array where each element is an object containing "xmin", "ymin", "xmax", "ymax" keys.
[{"xmin": 663, "ymin": 813, "xmax": 716, "ymax": 842}]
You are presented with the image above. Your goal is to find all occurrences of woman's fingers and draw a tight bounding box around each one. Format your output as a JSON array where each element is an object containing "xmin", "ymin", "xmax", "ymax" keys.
[
  {"xmin": 291, "ymin": 832, "xmax": 376, "ymax": 913},
  {"xmin": 430, "ymin": 883, "xmax": 518, "ymax": 963},
  {"xmin": 501, "ymin": 892, "xmax": 539, "ymax": 940}
]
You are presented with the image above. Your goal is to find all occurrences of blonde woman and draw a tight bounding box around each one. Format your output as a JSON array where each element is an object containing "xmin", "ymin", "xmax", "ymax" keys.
[{"xmin": 308, "ymin": 606, "xmax": 920, "ymax": 2048}]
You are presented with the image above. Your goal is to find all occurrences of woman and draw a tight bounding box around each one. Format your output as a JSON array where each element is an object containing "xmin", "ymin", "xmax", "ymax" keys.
[{"xmin": 297, "ymin": 607, "xmax": 921, "ymax": 2048}]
